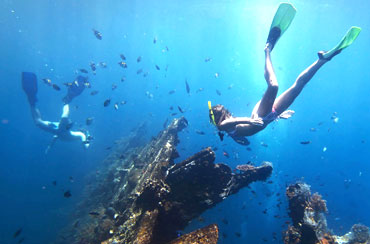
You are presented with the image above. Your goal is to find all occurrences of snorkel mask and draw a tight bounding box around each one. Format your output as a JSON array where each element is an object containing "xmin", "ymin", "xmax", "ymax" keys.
[{"xmin": 208, "ymin": 101, "xmax": 216, "ymax": 125}]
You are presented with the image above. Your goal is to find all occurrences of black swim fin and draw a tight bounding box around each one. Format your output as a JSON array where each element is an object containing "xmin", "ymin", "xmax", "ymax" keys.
[{"xmin": 22, "ymin": 72, "xmax": 38, "ymax": 106}]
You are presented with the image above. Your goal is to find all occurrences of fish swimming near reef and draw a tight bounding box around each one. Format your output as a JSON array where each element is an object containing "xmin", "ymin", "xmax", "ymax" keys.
[
  {"xmin": 89, "ymin": 62, "xmax": 96, "ymax": 71},
  {"xmin": 178, "ymin": 106, "xmax": 184, "ymax": 113},
  {"xmin": 155, "ymin": 65, "xmax": 160, "ymax": 70},
  {"xmin": 79, "ymin": 69, "xmax": 88, "ymax": 74},
  {"xmin": 42, "ymin": 78, "xmax": 52, "ymax": 86},
  {"xmin": 63, "ymin": 190, "xmax": 72, "ymax": 198},
  {"xmin": 86, "ymin": 117, "xmax": 94, "ymax": 125},
  {"xmin": 90, "ymin": 90, "xmax": 99, "ymax": 96},
  {"xmin": 52, "ymin": 84, "xmax": 61, "ymax": 91},
  {"xmin": 92, "ymin": 29, "xmax": 102, "ymax": 40},
  {"xmin": 185, "ymin": 79, "xmax": 190, "ymax": 94},
  {"xmin": 13, "ymin": 228, "xmax": 22, "ymax": 238},
  {"xmin": 137, "ymin": 56, "xmax": 142, "ymax": 62},
  {"xmin": 104, "ymin": 99, "xmax": 111, "ymax": 107},
  {"xmin": 118, "ymin": 61, "xmax": 127, "ymax": 68},
  {"xmin": 89, "ymin": 212, "xmax": 100, "ymax": 216}
]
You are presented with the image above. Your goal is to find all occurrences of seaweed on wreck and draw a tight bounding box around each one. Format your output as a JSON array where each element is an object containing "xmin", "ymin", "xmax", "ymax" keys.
[
  {"xmin": 284, "ymin": 182, "xmax": 370, "ymax": 244},
  {"xmin": 56, "ymin": 117, "xmax": 273, "ymax": 244}
]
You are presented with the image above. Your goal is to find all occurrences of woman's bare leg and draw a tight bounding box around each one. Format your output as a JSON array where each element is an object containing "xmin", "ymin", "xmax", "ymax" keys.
[
  {"xmin": 273, "ymin": 58, "xmax": 327, "ymax": 114},
  {"xmin": 255, "ymin": 43, "xmax": 279, "ymax": 117}
]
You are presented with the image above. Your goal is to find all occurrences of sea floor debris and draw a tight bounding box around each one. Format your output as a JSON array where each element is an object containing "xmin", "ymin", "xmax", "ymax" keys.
[
  {"xmin": 284, "ymin": 182, "xmax": 370, "ymax": 244},
  {"xmin": 55, "ymin": 117, "xmax": 273, "ymax": 244}
]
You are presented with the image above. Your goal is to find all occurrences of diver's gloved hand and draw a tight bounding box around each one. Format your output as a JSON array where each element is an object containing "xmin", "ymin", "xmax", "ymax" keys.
[{"xmin": 251, "ymin": 117, "xmax": 264, "ymax": 126}]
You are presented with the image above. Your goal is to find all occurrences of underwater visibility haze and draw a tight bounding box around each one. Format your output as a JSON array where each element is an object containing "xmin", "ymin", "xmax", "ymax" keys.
[{"xmin": 1, "ymin": 0, "xmax": 370, "ymax": 243}]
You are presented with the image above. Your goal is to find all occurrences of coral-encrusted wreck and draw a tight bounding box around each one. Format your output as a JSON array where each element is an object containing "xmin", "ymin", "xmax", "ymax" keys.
[
  {"xmin": 284, "ymin": 182, "xmax": 370, "ymax": 244},
  {"xmin": 56, "ymin": 117, "xmax": 273, "ymax": 244}
]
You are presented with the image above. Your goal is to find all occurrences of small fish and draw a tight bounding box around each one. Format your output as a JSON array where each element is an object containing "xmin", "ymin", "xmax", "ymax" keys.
[
  {"xmin": 120, "ymin": 100, "xmax": 127, "ymax": 105},
  {"xmin": 196, "ymin": 88, "xmax": 204, "ymax": 93},
  {"xmin": 52, "ymin": 84, "xmax": 61, "ymax": 91},
  {"xmin": 104, "ymin": 99, "xmax": 111, "ymax": 107},
  {"xmin": 168, "ymin": 90, "xmax": 176, "ymax": 95},
  {"xmin": 13, "ymin": 228, "xmax": 22, "ymax": 238},
  {"xmin": 216, "ymin": 90, "xmax": 221, "ymax": 96},
  {"xmin": 196, "ymin": 130, "xmax": 205, "ymax": 135},
  {"xmin": 106, "ymin": 146, "xmax": 112, "ymax": 150},
  {"xmin": 310, "ymin": 128, "xmax": 317, "ymax": 132},
  {"xmin": 84, "ymin": 82, "xmax": 91, "ymax": 88},
  {"xmin": 112, "ymin": 84, "xmax": 118, "ymax": 90},
  {"xmin": 137, "ymin": 56, "xmax": 142, "ymax": 62},
  {"xmin": 92, "ymin": 29, "xmax": 102, "ymax": 40},
  {"xmin": 235, "ymin": 232, "xmax": 241, "ymax": 238},
  {"xmin": 90, "ymin": 90, "xmax": 99, "ymax": 96},
  {"xmin": 300, "ymin": 141, "xmax": 311, "ymax": 145},
  {"xmin": 18, "ymin": 237, "xmax": 25, "ymax": 243},
  {"xmin": 215, "ymin": 72, "xmax": 219, "ymax": 78},
  {"xmin": 52, "ymin": 180, "xmax": 57, "ymax": 186},
  {"xmin": 136, "ymin": 69, "xmax": 143, "ymax": 74},
  {"xmin": 205, "ymin": 57, "xmax": 212, "ymax": 62},
  {"xmin": 118, "ymin": 61, "xmax": 127, "ymax": 68},
  {"xmin": 185, "ymin": 79, "xmax": 190, "ymax": 94},
  {"xmin": 42, "ymin": 78, "xmax": 52, "ymax": 86},
  {"xmin": 114, "ymin": 103, "xmax": 119, "ymax": 110},
  {"xmin": 178, "ymin": 106, "xmax": 184, "ymax": 113},
  {"xmin": 86, "ymin": 117, "xmax": 94, "ymax": 125},
  {"xmin": 260, "ymin": 142, "xmax": 268, "ymax": 147},
  {"xmin": 143, "ymin": 71, "xmax": 149, "ymax": 77},
  {"xmin": 79, "ymin": 68, "xmax": 88, "ymax": 73},
  {"xmin": 99, "ymin": 62, "xmax": 107, "ymax": 68},
  {"xmin": 121, "ymin": 76, "xmax": 126, "ymax": 82},
  {"xmin": 169, "ymin": 106, "xmax": 174, "ymax": 110},
  {"xmin": 63, "ymin": 82, "xmax": 73, "ymax": 87},
  {"xmin": 63, "ymin": 190, "xmax": 72, "ymax": 198},
  {"xmin": 223, "ymin": 151, "xmax": 229, "ymax": 158},
  {"xmin": 153, "ymin": 37, "xmax": 157, "ymax": 44},
  {"xmin": 89, "ymin": 62, "xmax": 96, "ymax": 71},
  {"xmin": 69, "ymin": 176, "xmax": 74, "ymax": 182},
  {"xmin": 171, "ymin": 112, "xmax": 178, "ymax": 116},
  {"xmin": 155, "ymin": 65, "xmax": 160, "ymax": 70},
  {"xmin": 120, "ymin": 54, "xmax": 126, "ymax": 60},
  {"xmin": 89, "ymin": 211, "xmax": 100, "ymax": 216}
]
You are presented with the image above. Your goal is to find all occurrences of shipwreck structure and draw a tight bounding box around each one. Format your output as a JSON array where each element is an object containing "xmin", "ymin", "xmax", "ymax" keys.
[
  {"xmin": 57, "ymin": 117, "xmax": 273, "ymax": 244},
  {"xmin": 284, "ymin": 182, "xmax": 370, "ymax": 244}
]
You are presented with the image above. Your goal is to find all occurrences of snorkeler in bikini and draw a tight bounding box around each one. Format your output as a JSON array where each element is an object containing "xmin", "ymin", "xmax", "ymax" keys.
[{"xmin": 208, "ymin": 3, "xmax": 361, "ymax": 145}]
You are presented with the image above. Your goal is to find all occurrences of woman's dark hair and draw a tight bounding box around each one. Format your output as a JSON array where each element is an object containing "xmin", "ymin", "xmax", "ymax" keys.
[{"xmin": 210, "ymin": 104, "xmax": 232, "ymax": 125}]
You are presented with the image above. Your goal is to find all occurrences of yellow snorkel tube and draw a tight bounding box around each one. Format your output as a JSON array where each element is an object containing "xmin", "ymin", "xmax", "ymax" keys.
[{"xmin": 208, "ymin": 101, "xmax": 216, "ymax": 125}]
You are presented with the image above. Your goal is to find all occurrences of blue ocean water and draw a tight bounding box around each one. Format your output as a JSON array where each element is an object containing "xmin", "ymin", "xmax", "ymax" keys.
[{"xmin": 0, "ymin": 0, "xmax": 369, "ymax": 243}]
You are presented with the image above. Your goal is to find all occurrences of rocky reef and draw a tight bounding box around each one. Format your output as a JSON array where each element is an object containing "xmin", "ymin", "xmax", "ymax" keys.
[
  {"xmin": 56, "ymin": 117, "xmax": 273, "ymax": 244},
  {"xmin": 283, "ymin": 182, "xmax": 370, "ymax": 244}
]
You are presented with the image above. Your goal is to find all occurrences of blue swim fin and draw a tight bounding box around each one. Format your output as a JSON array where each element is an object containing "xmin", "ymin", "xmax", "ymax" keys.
[
  {"xmin": 22, "ymin": 72, "xmax": 38, "ymax": 106},
  {"xmin": 63, "ymin": 76, "xmax": 87, "ymax": 104}
]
